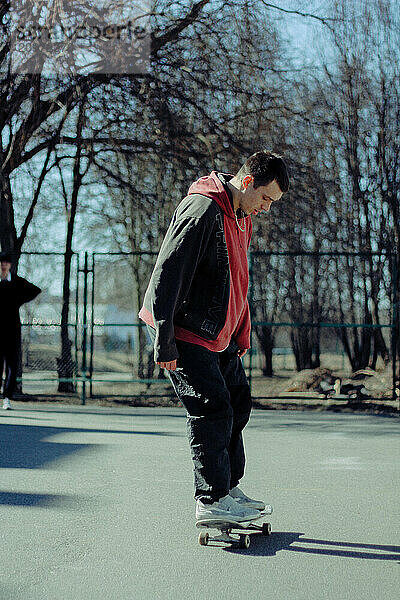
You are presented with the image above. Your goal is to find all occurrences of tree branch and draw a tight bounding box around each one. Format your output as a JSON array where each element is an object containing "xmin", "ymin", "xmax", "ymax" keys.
[
  {"xmin": 16, "ymin": 142, "xmax": 53, "ymax": 253},
  {"xmin": 151, "ymin": 0, "xmax": 211, "ymax": 55},
  {"xmin": 260, "ymin": 1, "xmax": 336, "ymax": 30}
]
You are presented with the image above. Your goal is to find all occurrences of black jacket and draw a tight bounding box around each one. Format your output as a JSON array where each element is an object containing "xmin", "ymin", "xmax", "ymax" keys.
[
  {"xmin": 0, "ymin": 275, "xmax": 41, "ymax": 336},
  {"xmin": 139, "ymin": 172, "xmax": 252, "ymax": 363}
]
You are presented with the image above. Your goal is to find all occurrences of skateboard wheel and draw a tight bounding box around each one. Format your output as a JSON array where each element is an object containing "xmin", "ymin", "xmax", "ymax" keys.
[
  {"xmin": 239, "ymin": 534, "xmax": 250, "ymax": 549},
  {"xmin": 198, "ymin": 531, "xmax": 209, "ymax": 546},
  {"xmin": 262, "ymin": 522, "xmax": 272, "ymax": 536}
]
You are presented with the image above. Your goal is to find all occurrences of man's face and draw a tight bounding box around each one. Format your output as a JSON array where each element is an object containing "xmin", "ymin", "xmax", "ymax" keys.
[
  {"xmin": 1, "ymin": 261, "xmax": 11, "ymax": 277},
  {"xmin": 240, "ymin": 177, "xmax": 283, "ymax": 216}
]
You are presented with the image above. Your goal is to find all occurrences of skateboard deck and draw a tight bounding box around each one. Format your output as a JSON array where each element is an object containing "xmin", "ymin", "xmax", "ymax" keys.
[{"xmin": 196, "ymin": 512, "xmax": 272, "ymax": 548}]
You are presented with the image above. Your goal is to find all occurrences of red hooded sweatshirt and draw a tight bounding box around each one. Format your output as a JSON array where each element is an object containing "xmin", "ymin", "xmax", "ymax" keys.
[
  {"xmin": 175, "ymin": 172, "xmax": 252, "ymax": 352},
  {"xmin": 139, "ymin": 171, "xmax": 252, "ymax": 356}
]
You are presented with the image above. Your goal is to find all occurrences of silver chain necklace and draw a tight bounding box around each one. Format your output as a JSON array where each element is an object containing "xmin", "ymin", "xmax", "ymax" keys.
[{"xmin": 235, "ymin": 211, "xmax": 246, "ymax": 232}]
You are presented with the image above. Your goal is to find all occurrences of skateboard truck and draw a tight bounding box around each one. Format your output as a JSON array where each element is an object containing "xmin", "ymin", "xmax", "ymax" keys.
[{"xmin": 196, "ymin": 517, "xmax": 272, "ymax": 548}]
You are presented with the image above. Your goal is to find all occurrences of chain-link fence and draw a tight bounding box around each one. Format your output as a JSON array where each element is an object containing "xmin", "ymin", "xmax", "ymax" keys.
[
  {"xmin": 13, "ymin": 250, "xmax": 399, "ymax": 407},
  {"xmin": 248, "ymin": 252, "xmax": 398, "ymax": 403},
  {"xmin": 18, "ymin": 252, "xmax": 80, "ymax": 395}
]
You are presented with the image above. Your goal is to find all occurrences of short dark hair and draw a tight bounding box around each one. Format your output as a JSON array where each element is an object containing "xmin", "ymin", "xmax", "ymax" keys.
[
  {"xmin": 236, "ymin": 150, "xmax": 289, "ymax": 192},
  {"xmin": 0, "ymin": 251, "xmax": 13, "ymax": 263}
]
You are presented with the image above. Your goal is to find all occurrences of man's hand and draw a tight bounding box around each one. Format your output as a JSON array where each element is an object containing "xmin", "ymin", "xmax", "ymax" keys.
[
  {"xmin": 238, "ymin": 349, "xmax": 248, "ymax": 358},
  {"xmin": 157, "ymin": 360, "xmax": 177, "ymax": 371}
]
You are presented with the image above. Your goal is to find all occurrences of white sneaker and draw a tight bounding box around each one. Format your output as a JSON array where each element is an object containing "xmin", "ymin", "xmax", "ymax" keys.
[
  {"xmin": 230, "ymin": 486, "xmax": 272, "ymax": 513},
  {"xmin": 3, "ymin": 398, "xmax": 11, "ymax": 410},
  {"xmin": 196, "ymin": 493, "xmax": 260, "ymax": 523}
]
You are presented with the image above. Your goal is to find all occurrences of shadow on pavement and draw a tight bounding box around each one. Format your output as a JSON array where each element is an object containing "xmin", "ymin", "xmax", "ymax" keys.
[
  {"xmin": 0, "ymin": 423, "xmax": 179, "ymax": 470},
  {"xmin": 225, "ymin": 531, "xmax": 400, "ymax": 561},
  {"xmin": 0, "ymin": 491, "xmax": 78, "ymax": 507}
]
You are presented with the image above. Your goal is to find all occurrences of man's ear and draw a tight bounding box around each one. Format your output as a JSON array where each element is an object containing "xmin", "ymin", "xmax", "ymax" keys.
[{"xmin": 242, "ymin": 175, "xmax": 253, "ymax": 189}]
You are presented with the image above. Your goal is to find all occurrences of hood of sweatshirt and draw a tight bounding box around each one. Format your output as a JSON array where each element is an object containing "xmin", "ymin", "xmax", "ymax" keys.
[{"xmin": 188, "ymin": 171, "xmax": 235, "ymax": 219}]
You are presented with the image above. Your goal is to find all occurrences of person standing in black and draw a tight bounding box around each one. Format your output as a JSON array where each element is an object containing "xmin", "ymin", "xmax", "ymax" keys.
[{"xmin": 0, "ymin": 251, "xmax": 41, "ymax": 410}]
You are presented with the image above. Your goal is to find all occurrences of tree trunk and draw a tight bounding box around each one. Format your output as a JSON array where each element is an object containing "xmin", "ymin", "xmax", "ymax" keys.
[
  {"xmin": 58, "ymin": 248, "xmax": 76, "ymax": 392},
  {"xmin": 134, "ymin": 256, "xmax": 146, "ymax": 379},
  {"xmin": 256, "ymin": 325, "xmax": 274, "ymax": 377},
  {"xmin": 0, "ymin": 171, "xmax": 17, "ymax": 252},
  {"xmin": 291, "ymin": 326, "xmax": 313, "ymax": 371},
  {"xmin": 57, "ymin": 98, "xmax": 86, "ymax": 392}
]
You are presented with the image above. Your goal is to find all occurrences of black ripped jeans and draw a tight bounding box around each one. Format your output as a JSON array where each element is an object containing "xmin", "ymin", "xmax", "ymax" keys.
[{"xmin": 147, "ymin": 326, "xmax": 252, "ymax": 504}]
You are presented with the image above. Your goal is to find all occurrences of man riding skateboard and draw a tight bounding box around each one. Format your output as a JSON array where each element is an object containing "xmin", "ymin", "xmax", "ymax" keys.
[{"xmin": 139, "ymin": 151, "xmax": 289, "ymax": 523}]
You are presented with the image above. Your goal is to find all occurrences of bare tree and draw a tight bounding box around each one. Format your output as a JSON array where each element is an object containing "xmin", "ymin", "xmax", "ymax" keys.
[
  {"xmin": 264, "ymin": 0, "xmax": 398, "ymax": 372},
  {"xmin": 55, "ymin": 93, "xmax": 94, "ymax": 392}
]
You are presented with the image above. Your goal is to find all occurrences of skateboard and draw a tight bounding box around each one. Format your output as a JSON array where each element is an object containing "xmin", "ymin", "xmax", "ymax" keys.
[{"xmin": 196, "ymin": 512, "xmax": 272, "ymax": 548}]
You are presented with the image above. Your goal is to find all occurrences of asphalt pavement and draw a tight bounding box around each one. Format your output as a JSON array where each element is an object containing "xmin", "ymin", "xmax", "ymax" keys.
[{"xmin": 0, "ymin": 403, "xmax": 399, "ymax": 600}]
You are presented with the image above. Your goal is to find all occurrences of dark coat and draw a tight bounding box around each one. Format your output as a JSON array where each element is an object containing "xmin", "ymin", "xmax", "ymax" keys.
[{"xmin": 0, "ymin": 275, "xmax": 41, "ymax": 342}]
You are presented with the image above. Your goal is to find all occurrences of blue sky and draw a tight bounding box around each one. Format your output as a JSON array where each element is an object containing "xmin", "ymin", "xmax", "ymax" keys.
[{"xmin": 269, "ymin": 0, "xmax": 334, "ymax": 69}]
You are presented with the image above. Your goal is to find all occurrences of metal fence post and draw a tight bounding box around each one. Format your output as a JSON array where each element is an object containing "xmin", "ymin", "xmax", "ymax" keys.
[
  {"xmin": 392, "ymin": 253, "xmax": 399, "ymax": 403},
  {"xmin": 81, "ymin": 252, "xmax": 89, "ymax": 405},
  {"xmin": 74, "ymin": 253, "xmax": 80, "ymax": 391},
  {"xmin": 89, "ymin": 253, "xmax": 95, "ymax": 398}
]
